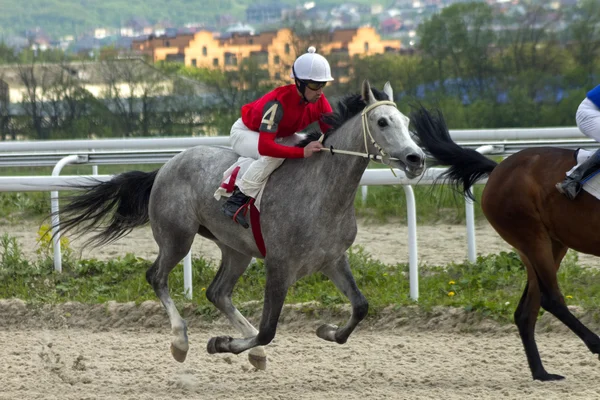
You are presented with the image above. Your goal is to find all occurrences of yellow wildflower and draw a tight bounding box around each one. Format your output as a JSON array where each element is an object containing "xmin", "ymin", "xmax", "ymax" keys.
[
  {"xmin": 566, "ymin": 295, "xmax": 573, "ymax": 299},
  {"xmin": 449, "ymin": 280, "xmax": 456, "ymax": 285},
  {"xmin": 448, "ymin": 291, "xmax": 455, "ymax": 297},
  {"xmin": 201, "ymin": 287, "xmax": 206, "ymax": 291}
]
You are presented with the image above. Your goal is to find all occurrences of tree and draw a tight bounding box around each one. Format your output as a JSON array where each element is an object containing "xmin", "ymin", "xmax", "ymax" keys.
[
  {"xmin": 566, "ymin": 0, "xmax": 600, "ymax": 84},
  {"xmin": 17, "ymin": 62, "xmax": 47, "ymax": 139},
  {"xmin": 99, "ymin": 59, "xmax": 170, "ymax": 136},
  {"xmin": 417, "ymin": 3, "xmax": 497, "ymax": 99}
]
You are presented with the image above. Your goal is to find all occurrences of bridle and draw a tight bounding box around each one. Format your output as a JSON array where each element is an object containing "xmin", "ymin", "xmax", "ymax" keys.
[{"xmin": 319, "ymin": 100, "xmax": 403, "ymax": 165}]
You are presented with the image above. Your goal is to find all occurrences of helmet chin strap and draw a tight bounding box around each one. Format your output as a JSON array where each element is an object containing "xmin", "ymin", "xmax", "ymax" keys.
[{"xmin": 292, "ymin": 64, "xmax": 310, "ymax": 103}]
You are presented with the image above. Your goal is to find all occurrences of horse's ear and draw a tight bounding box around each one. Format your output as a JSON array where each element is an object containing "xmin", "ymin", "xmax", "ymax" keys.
[
  {"xmin": 361, "ymin": 80, "xmax": 375, "ymax": 105},
  {"xmin": 383, "ymin": 81, "xmax": 393, "ymax": 101}
]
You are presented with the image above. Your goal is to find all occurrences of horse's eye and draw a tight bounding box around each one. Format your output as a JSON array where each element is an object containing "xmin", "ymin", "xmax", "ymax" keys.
[{"xmin": 377, "ymin": 118, "xmax": 388, "ymax": 127}]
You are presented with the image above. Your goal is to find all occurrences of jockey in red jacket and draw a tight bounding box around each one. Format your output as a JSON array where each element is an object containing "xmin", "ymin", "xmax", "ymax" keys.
[{"xmin": 222, "ymin": 47, "xmax": 334, "ymax": 228}]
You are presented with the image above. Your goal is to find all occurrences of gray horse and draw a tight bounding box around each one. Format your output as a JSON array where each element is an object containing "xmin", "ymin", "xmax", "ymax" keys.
[{"xmin": 56, "ymin": 80, "xmax": 425, "ymax": 370}]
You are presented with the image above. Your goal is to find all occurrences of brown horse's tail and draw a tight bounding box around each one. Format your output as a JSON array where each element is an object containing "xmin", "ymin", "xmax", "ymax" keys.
[
  {"xmin": 410, "ymin": 105, "xmax": 497, "ymax": 200},
  {"xmin": 53, "ymin": 170, "xmax": 158, "ymax": 246}
]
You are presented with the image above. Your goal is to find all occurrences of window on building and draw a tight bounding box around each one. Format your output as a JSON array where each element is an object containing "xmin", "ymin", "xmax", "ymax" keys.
[
  {"xmin": 250, "ymin": 51, "xmax": 269, "ymax": 65},
  {"xmin": 225, "ymin": 52, "xmax": 238, "ymax": 66},
  {"xmin": 364, "ymin": 42, "xmax": 369, "ymax": 52},
  {"xmin": 191, "ymin": 58, "xmax": 197, "ymax": 67},
  {"xmin": 274, "ymin": 55, "xmax": 280, "ymax": 65},
  {"xmin": 166, "ymin": 40, "xmax": 170, "ymax": 47},
  {"xmin": 274, "ymin": 72, "xmax": 281, "ymax": 80},
  {"xmin": 202, "ymin": 46, "xmax": 207, "ymax": 56},
  {"xmin": 284, "ymin": 43, "xmax": 290, "ymax": 55},
  {"xmin": 213, "ymin": 58, "xmax": 219, "ymax": 66},
  {"xmin": 165, "ymin": 53, "xmax": 185, "ymax": 63},
  {"xmin": 249, "ymin": 39, "xmax": 254, "ymax": 44}
]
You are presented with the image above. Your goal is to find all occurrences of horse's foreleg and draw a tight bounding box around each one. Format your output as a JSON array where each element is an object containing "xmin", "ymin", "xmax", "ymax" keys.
[
  {"xmin": 206, "ymin": 247, "xmax": 267, "ymax": 370},
  {"xmin": 207, "ymin": 266, "xmax": 290, "ymax": 357},
  {"xmin": 316, "ymin": 255, "xmax": 368, "ymax": 344}
]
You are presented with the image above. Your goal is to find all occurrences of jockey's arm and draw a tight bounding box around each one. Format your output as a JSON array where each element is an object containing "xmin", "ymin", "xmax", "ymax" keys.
[{"xmin": 258, "ymin": 132, "xmax": 305, "ymax": 158}]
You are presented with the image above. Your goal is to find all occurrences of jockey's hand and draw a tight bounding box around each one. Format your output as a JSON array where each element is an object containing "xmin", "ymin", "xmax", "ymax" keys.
[{"xmin": 304, "ymin": 141, "xmax": 324, "ymax": 158}]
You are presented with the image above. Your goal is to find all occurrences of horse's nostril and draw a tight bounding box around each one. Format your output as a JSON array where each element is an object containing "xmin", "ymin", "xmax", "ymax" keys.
[{"xmin": 406, "ymin": 154, "xmax": 422, "ymax": 166}]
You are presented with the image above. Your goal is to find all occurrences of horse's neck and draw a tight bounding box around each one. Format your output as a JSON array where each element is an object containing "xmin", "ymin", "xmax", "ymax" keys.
[{"xmin": 315, "ymin": 115, "xmax": 370, "ymax": 197}]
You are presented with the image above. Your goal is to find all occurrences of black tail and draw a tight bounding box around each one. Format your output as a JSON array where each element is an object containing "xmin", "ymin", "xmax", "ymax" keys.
[
  {"xmin": 410, "ymin": 105, "xmax": 497, "ymax": 199},
  {"xmin": 55, "ymin": 170, "xmax": 158, "ymax": 246}
]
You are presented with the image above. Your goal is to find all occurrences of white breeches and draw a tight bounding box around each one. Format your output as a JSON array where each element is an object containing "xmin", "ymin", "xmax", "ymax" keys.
[
  {"xmin": 230, "ymin": 118, "xmax": 304, "ymax": 198},
  {"xmin": 576, "ymin": 98, "xmax": 600, "ymax": 142}
]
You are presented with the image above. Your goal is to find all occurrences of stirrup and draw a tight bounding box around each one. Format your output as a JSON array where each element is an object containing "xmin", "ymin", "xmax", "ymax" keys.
[
  {"xmin": 221, "ymin": 199, "xmax": 250, "ymax": 228},
  {"xmin": 555, "ymin": 181, "xmax": 581, "ymax": 200}
]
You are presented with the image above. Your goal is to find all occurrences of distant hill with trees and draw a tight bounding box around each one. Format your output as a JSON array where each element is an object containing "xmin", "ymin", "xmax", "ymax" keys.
[{"xmin": 0, "ymin": 0, "xmax": 392, "ymax": 38}]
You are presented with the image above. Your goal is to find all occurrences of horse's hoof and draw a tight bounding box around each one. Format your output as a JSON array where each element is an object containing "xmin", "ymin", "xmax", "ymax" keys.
[
  {"xmin": 207, "ymin": 337, "xmax": 219, "ymax": 354},
  {"xmin": 207, "ymin": 336, "xmax": 232, "ymax": 354},
  {"xmin": 170, "ymin": 344, "xmax": 188, "ymax": 363},
  {"xmin": 248, "ymin": 353, "xmax": 267, "ymax": 370},
  {"xmin": 534, "ymin": 372, "xmax": 565, "ymax": 381},
  {"xmin": 316, "ymin": 324, "xmax": 338, "ymax": 342}
]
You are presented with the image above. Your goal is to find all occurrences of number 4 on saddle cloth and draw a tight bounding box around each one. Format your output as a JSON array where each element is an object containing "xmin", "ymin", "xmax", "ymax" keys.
[{"xmin": 559, "ymin": 148, "xmax": 600, "ymax": 200}]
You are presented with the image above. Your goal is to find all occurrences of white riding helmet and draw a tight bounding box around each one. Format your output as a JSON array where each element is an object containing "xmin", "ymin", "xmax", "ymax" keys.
[{"xmin": 290, "ymin": 46, "xmax": 334, "ymax": 82}]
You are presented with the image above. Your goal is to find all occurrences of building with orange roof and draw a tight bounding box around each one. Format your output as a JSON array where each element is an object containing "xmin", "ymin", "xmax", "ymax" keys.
[{"xmin": 132, "ymin": 26, "xmax": 401, "ymax": 83}]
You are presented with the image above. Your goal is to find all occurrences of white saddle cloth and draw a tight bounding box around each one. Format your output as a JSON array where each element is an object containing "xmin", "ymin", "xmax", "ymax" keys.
[{"xmin": 568, "ymin": 149, "xmax": 600, "ymax": 200}]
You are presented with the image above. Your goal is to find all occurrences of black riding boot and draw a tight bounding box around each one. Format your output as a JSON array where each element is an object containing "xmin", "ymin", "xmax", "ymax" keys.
[
  {"xmin": 221, "ymin": 188, "xmax": 251, "ymax": 228},
  {"xmin": 556, "ymin": 149, "xmax": 600, "ymax": 200}
]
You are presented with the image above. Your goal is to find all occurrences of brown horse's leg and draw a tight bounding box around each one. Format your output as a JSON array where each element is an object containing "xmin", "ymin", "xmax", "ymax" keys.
[
  {"xmin": 513, "ymin": 251, "xmax": 558, "ymax": 380},
  {"xmin": 518, "ymin": 240, "xmax": 600, "ymax": 381},
  {"xmin": 537, "ymin": 240, "xmax": 600, "ymax": 358}
]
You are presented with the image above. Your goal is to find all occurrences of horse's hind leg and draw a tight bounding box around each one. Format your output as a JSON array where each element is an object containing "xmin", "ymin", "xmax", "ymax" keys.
[
  {"xmin": 146, "ymin": 230, "xmax": 195, "ymax": 363},
  {"xmin": 514, "ymin": 252, "xmax": 551, "ymax": 380},
  {"xmin": 316, "ymin": 254, "xmax": 369, "ymax": 344},
  {"xmin": 536, "ymin": 241, "xmax": 600, "ymax": 359},
  {"xmin": 207, "ymin": 259, "xmax": 291, "ymax": 356},
  {"xmin": 206, "ymin": 245, "xmax": 268, "ymax": 370},
  {"xmin": 517, "ymin": 239, "xmax": 600, "ymax": 381}
]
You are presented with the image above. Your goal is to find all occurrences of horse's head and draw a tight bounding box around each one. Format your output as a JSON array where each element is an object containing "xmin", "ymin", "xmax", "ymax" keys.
[{"xmin": 361, "ymin": 80, "xmax": 425, "ymax": 179}]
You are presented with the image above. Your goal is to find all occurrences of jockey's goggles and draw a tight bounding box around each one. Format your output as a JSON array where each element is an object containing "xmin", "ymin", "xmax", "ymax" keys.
[{"xmin": 305, "ymin": 81, "xmax": 327, "ymax": 91}]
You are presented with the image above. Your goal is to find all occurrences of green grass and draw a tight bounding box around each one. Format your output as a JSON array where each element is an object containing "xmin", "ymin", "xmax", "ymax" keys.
[{"xmin": 2, "ymin": 232, "xmax": 600, "ymax": 325}]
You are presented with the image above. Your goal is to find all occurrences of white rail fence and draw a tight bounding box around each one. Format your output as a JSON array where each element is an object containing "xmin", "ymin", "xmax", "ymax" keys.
[{"xmin": 0, "ymin": 127, "xmax": 589, "ymax": 301}]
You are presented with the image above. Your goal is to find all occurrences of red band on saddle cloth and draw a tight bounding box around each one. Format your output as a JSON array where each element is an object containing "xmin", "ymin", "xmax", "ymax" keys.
[
  {"xmin": 249, "ymin": 199, "xmax": 266, "ymax": 257},
  {"xmin": 220, "ymin": 166, "xmax": 241, "ymax": 193}
]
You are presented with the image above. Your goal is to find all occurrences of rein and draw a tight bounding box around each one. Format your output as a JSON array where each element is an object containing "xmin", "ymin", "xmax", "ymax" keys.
[{"xmin": 318, "ymin": 99, "xmax": 401, "ymax": 175}]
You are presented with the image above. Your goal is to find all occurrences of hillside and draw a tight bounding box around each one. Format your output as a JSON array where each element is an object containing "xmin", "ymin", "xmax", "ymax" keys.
[{"xmin": 0, "ymin": 0, "xmax": 393, "ymax": 39}]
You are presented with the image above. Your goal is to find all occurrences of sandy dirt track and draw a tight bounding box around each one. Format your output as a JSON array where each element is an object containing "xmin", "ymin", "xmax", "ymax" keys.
[
  {"xmin": 1, "ymin": 299, "xmax": 600, "ymax": 400},
  {"xmin": 3, "ymin": 220, "xmax": 600, "ymax": 399}
]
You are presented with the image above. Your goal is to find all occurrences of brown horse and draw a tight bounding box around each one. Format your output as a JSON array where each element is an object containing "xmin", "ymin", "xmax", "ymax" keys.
[{"xmin": 410, "ymin": 106, "xmax": 600, "ymax": 381}]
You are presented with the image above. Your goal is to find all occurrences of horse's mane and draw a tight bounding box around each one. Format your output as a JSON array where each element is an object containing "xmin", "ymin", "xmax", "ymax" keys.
[{"xmin": 298, "ymin": 88, "xmax": 390, "ymax": 146}]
